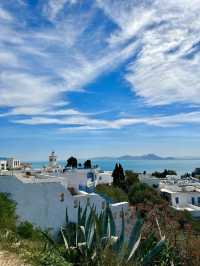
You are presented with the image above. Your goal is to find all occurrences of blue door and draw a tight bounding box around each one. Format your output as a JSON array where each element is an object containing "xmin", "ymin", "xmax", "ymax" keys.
[
  {"xmin": 192, "ymin": 197, "xmax": 195, "ymax": 205},
  {"xmin": 175, "ymin": 197, "xmax": 179, "ymax": 204}
]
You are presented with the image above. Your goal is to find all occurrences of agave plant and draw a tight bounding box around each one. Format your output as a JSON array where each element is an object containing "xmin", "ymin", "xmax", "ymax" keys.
[{"xmin": 60, "ymin": 203, "xmax": 166, "ymax": 266}]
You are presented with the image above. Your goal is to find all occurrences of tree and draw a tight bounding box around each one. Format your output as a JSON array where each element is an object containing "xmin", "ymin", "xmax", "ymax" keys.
[
  {"xmin": 118, "ymin": 163, "xmax": 125, "ymax": 189},
  {"xmin": 152, "ymin": 169, "xmax": 177, "ymax": 179},
  {"xmin": 84, "ymin": 160, "xmax": 92, "ymax": 169},
  {"xmin": 112, "ymin": 163, "xmax": 120, "ymax": 186},
  {"xmin": 66, "ymin": 156, "xmax": 78, "ymax": 168},
  {"xmin": 112, "ymin": 163, "xmax": 125, "ymax": 189}
]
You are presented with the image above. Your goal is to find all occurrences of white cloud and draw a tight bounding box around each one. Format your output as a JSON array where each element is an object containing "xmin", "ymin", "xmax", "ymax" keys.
[
  {"xmin": 1, "ymin": 0, "xmax": 200, "ymax": 131},
  {"xmin": 0, "ymin": 7, "xmax": 13, "ymax": 22},
  {"xmin": 43, "ymin": 0, "xmax": 78, "ymax": 21},
  {"xmin": 97, "ymin": 0, "xmax": 154, "ymax": 46},
  {"xmin": 12, "ymin": 111, "xmax": 200, "ymax": 131},
  {"xmin": 0, "ymin": 72, "xmax": 63, "ymax": 108},
  {"xmin": 97, "ymin": 0, "xmax": 200, "ymax": 106},
  {"xmin": 0, "ymin": 51, "xmax": 19, "ymax": 67},
  {"xmin": 0, "ymin": 0, "xmax": 139, "ymax": 119}
]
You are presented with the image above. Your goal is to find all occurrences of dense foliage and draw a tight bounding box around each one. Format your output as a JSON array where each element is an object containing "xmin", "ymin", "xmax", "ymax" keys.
[
  {"xmin": 151, "ymin": 169, "xmax": 177, "ymax": 178},
  {"xmin": 84, "ymin": 160, "xmax": 92, "ymax": 169},
  {"xmin": 0, "ymin": 193, "xmax": 16, "ymax": 231},
  {"xmin": 97, "ymin": 171, "xmax": 164, "ymax": 205},
  {"xmin": 112, "ymin": 163, "xmax": 125, "ymax": 189},
  {"xmin": 128, "ymin": 183, "xmax": 164, "ymax": 205},
  {"xmin": 65, "ymin": 157, "xmax": 78, "ymax": 168},
  {"xmin": 96, "ymin": 184, "xmax": 128, "ymax": 203}
]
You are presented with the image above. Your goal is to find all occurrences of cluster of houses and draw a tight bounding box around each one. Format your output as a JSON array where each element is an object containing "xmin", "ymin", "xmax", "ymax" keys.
[
  {"xmin": 0, "ymin": 152, "xmax": 129, "ymax": 237},
  {"xmin": 139, "ymin": 172, "xmax": 200, "ymax": 218},
  {"xmin": 0, "ymin": 157, "xmax": 21, "ymax": 171},
  {"xmin": 1, "ymin": 151, "xmax": 200, "ymax": 236}
]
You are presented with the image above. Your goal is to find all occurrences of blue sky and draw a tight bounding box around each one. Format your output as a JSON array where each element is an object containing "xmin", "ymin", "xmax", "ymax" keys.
[{"xmin": 1, "ymin": 0, "xmax": 200, "ymax": 160}]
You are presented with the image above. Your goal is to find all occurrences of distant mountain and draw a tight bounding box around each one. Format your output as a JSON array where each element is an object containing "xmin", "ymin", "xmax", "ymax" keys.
[{"xmin": 91, "ymin": 154, "xmax": 175, "ymax": 160}]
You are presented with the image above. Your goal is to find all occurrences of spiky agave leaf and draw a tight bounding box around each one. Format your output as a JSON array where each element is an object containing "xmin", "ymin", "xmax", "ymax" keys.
[
  {"xmin": 75, "ymin": 223, "xmax": 78, "ymax": 248},
  {"xmin": 80, "ymin": 204, "xmax": 88, "ymax": 226},
  {"xmin": 87, "ymin": 212, "xmax": 95, "ymax": 249},
  {"xmin": 101, "ymin": 203, "xmax": 109, "ymax": 237},
  {"xmin": 61, "ymin": 226, "xmax": 69, "ymax": 250},
  {"xmin": 85, "ymin": 205, "xmax": 94, "ymax": 240},
  {"xmin": 136, "ymin": 231, "xmax": 156, "ymax": 259},
  {"xmin": 107, "ymin": 205, "xmax": 116, "ymax": 236},
  {"xmin": 127, "ymin": 234, "xmax": 141, "ymax": 262},
  {"xmin": 77, "ymin": 202, "xmax": 82, "ymax": 226},
  {"xmin": 128, "ymin": 215, "xmax": 144, "ymax": 253},
  {"xmin": 79, "ymin": 225, "xmax": 86, "ymax": 240},
  {"xmin": 142, "ymin": 236, "xmax": 166, "ymax": 266},
  {"xmin": 113, "ymin": 208, "xmax": 125, "ymax": 254},
  {"xmin": 65, "ymin": 208, "xmax": 69, "ymax": 225},
  {"xmin": 41, "ymin": 231, "xmax": 57, "ymax": 247}
]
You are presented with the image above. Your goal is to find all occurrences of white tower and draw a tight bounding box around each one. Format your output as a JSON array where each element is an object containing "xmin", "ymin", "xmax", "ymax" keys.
[{"xmin": 48, "ymin": 151, "xmax": 57, "ymax": 168}]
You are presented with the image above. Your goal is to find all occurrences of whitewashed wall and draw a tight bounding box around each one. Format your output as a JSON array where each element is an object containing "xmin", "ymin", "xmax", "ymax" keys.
[
  {"xmin": 0, "ymin": 175, "xmax": 74, "ymax": 236},
  {"xmin": 0, "ymin": 175, "xmax": 129, "ymax": 237},
  {"xmin": 96, "ymin": 172, "xmax": 113, "ymax": 185},
  {"xmin": 138, "ymin": 174, "xmax": 161, "ymax": 188},
  {"xmin": 171, "ymin": 191, "xmax": 200, "ymax": 207}
]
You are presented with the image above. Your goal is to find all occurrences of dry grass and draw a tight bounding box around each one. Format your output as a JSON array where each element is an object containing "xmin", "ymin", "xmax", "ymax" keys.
[{"xmin": 0, "ymin": 251, "xmax": 29, "ymax": 266}]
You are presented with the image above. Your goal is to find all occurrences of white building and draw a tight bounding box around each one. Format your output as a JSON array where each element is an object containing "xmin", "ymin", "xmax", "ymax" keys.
[
  {"xmin": 0, "ymin": 171, "xmax": 129, "ymax": 236},
  {"xmin": 138, "ymin": 173, "xmax": 162, "ymax": 188},
  {"xmin": 96, "ymin": 170, "xmax": 113, "ymax": 185},
  {"xmin": 37, "ymin": 168, "xmax": 97, "ymax": 193},
  {"xmin": 7, "ymin": 158, "xmax": 20, "ymax": 169},
  {"xmin": 48, "ymin": 151, "xmax": 58, "ymax": 168},
  {"xmin": 0, "ymin": 160, "xmax": 7, "ymax": 171},
  {"xmin": 160, "ymin": 178, "xmax": 200, "ymax": 218}
]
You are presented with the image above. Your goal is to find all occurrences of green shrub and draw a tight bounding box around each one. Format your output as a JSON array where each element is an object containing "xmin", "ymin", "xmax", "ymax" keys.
[
  {"xmin": 0, "ymin": 193, "xmax": 16, "ymax": 231},
  {"xmin": 17, "ymin": 221, "xmax": 41, "ymax": 240},
  {"xmin": 17, "ymin": 221, "xmax": 35, "ymax": 239},
  {"xmin": 96, "ymin": 184, "xmax": 128, "ymax": 203},
  {"xmin": 125, "ymin": 170, "xmax": 139, "ymax": 192},
  {"xmin": 128, "ymin": 183, "xmax": 164, "ymax": 205}
]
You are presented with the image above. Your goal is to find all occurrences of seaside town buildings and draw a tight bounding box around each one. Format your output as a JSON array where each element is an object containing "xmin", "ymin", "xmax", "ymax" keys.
[
  {"xmin": 0, "ymin": 159, "xmax": 7, "ymax": 170},
  {"xmin": 0, "ymin": 157, "xmax": 21, "ymax": 171},
  {"xmin": 139, "ymin": 173, "xmax": 200, "ymax": 218},
  {"xmin": 1, "ymin": 151, "xmax": 200, "ymax": 236},
  {"xmin": 0, "ymin": 152, "xmax": 130, "ymax": 236}
]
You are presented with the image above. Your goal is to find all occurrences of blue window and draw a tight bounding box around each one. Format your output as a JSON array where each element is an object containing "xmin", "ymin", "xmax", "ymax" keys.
[
  {"xmin": 87, "ymin": 172, "xmax": 94, "ymax": 181},
  {"xmin": 192, "ymin": 197, "xmax": 195, "ymax": 205},
  {"xmin": 198, "ymin": 197, "xmax": 200, "ymax": 205},
  {"xmin": 175, "ymin": 197, "xmax": 179, "ymax": 204}
]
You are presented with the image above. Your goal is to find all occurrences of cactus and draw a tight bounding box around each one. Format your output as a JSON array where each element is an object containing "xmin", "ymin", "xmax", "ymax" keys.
[{"xmin": 59, "ymin": 203, "xmax": 167, "ymax": 265}]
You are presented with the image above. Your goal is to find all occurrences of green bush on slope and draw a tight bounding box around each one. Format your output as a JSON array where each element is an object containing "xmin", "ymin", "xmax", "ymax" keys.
[
  {"xmin": 96, "ymin": 184, "xmax": 128, "ymax": 203},
  {"xmin": 0, "ymin": 193, "xmax": 17, "ymax": 231}
]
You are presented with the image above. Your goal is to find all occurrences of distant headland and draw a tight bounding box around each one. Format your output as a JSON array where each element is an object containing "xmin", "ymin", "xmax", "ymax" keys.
[{"xmin": 91, "ymin": 153, "xmax": 175, "ymax": 160}]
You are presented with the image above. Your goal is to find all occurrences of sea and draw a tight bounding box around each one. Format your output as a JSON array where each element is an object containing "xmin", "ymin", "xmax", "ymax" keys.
[{"xmin": 30, "ymin": 159, "xmax": 200, "ymax": 174}]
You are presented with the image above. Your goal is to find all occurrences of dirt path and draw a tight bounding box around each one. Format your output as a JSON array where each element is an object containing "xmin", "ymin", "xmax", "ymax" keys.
[{"xmin": 0, "ymin": 251, "xmax": 29, "ymax": 266}]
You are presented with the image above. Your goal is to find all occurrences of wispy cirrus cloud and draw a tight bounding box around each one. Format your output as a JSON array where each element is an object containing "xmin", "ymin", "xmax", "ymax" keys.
[
  {"xmin": 12, "ymin": 111, "xmax": 200, "ymax": 133},
  {"xmin": 0, "ymin": 1, "xmax": 138, "ymax": 121},
  {"xmin": 1, "ymin": 0, "xmax": 200, "ymax": 134},
  {"xmin": 97, "ymin": 0, "xmax": 200, "ymax": 106},
  {"xmin": 0, "ymin": 6, "xmax": 13, "ymax": 21}
]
